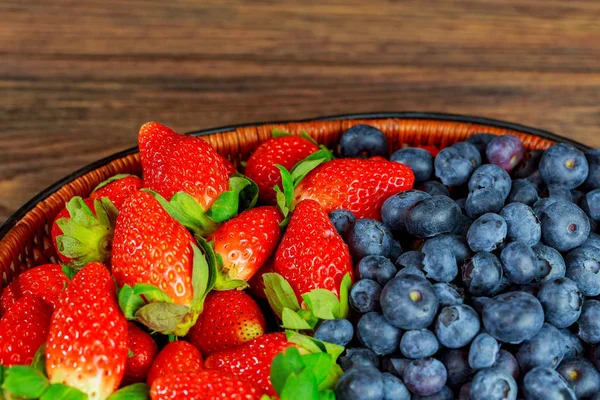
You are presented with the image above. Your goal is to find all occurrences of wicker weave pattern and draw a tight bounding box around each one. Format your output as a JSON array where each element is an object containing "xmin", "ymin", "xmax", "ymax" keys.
[{"xmin": 0, "ymin": 118, "xmax": 556, "ymax": 286}]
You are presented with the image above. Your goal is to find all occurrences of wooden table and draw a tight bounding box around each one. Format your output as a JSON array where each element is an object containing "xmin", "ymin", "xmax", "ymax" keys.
[{"xmin": 1, "ymin": 0, "xmax": 599, "ymax": 223}]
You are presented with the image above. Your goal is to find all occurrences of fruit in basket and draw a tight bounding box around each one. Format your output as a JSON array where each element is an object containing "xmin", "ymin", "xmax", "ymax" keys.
[
  {"xmin": 122, "ymin": 322, "xmax": 159, "ymax": 385},
  {"xmin": 90, "ymin": 174, "xmax": 143, "ymax": 209},
  {"xmin": 146, "ymin": 340, "xmax": 203, "ymax": 386},
  {"xmin": 339, "ymin": 124, "xmax": 389, "ymax": 159}
]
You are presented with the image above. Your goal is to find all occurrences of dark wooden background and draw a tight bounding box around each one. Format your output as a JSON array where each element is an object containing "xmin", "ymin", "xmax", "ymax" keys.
[{"xmin": 1, "ymin": 0, "xmax": 600, "ymax": 223}]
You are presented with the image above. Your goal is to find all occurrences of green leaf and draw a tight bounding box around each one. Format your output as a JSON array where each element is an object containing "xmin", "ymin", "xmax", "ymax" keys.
[
  {"xmin": 40, "ymin": 384, "xmax": 88, "ymax": 400},
  {"xmin": 132, "ymin": 284, "xmax": 173, "ymax": 304},
  {"xmin": 263, "ymin": 273, "xmax": 300, "ymax": 319},
  {"xmin": 0, "ymin": 365, "xmax": 5, "ymax": 386},
  {"xmin": 118, "ymin": 284, "xmax": 146, "ymax": 319},
  {"xmin": 297, "ymin": 309, "xmax": 319, "ymax": 329},
  {"xmin": 92, "ymin": 174, "xmax": 135, "ymax": 192},
  {"xmin": 270, "ymin": 347, "xmax": 305, "ymax": 395},
  {"xmin": 272, "ymin": 128, "xmax": 292, "ymax": 138},
  {"xmin": 319, "ymin": 390, "xmax": 336, "ymax": 400},
  {"xmin": 300, "ymin": 130, "xmax": 319, "ymax": 146},
  {"xmin": 301, "ymin": 289, "xmax": 340, "ymax": 320},
  {"xmin": 190, "ymin": 242, "xmax": 213, "ymax": 312},
  {"xmin": 280, "ymin": 369, "xmax": 319, "ymax": 400},
  {"xmin": 207, "ymin": 176, "xmax": 251, "ymax": 223},
  {"xmin": 237, "ymin": 173, "xmax": 259, "ymax": 211},
  {"xmin": 107, "ymin": 383, "xmax": 150, "ymax": 400},
  {"xmin": 275, "ymin": 165, "xmax": 294, "ymax": 211},
  {"xmin": 289, "ymin": 157, "xmax": 328, "ymax": 186},
  {"xmin": 274, "ymin": 186, "xmax": 290, "ymax": 221},
  {"xmin": 61, "ymin": 265, "xmax": 77, "ymax": 280},
  {"xmin": 317, "ymin": 363, "xmax": 343, "ymax": 392},
  {"xmin": 134, "ymin": 303, "xmax": 190, "ymax": 335},
  {"xmin": 337, "ymin": 273, "xmax": 352, "ymax": 319},
  {"xmin": 2, "ymin": 365, "xmax": 49, "ymax": 398},
  {"xmin": 282, "ymin": 308, "xmax": 313, "ymax": 330},
  {"xmin": 301, "ymin": 353, "xmax": 334, "ymax": 387},
  {"xmin": 31, "ymin": 343, "xmax": 47, "ymax": 376},
  {"xmin": 285, "ymin": 331, "xmax": 344, "ymax": 362},
  {"xmin": 128, "ymin": 349, "xmax": 134, "ymax": 358}
]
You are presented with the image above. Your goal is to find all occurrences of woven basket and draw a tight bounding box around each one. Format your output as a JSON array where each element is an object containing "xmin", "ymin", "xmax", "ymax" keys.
[{"xmin": 0, "ymin": 112, "xmax": 590, "ymax": 287}]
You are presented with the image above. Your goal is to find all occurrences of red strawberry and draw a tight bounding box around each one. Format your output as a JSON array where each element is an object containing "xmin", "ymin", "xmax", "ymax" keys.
[
  {"xmin": 219, "ymin": 154, "xmax": 238, "ymax": 176},
  {"xmin": 0, "ymin": 295, "xmax": 52, "ymax": 366},
  {"xmin": 150, "ymin": 371, "xmax": 262, "ymax": 400},
  {"xmin": 46, "ymin": 262, "xmax": 128, "ymax": 399},
  {"xmin": 208, "ymin": 206, "xmax": 282, "ymax": 286},
  {"xmin": 204, "ymin": 332, "xmax": 292, "ymax": 396},
  {"xmin": 247, "ymin": 257, "xmax": 275, "ymax": 299},
  {"xmin": 245, "ymin": 135, "xmax": 319, "ymax": 205},
  {"xmin": 122, "ymin": 322, "xmax": 159, "ymax": 385},
  {"xmin": 417, "ymin": 144, "xmax": 440, "ymax": 157},
  {"xmin": 90, "ymin": 174, "xmax": 143, "ymax": 209},
  {"xmin": 0, "ymin": 263, "xmax": 68, "ymax": 317},
  {"xmin": 139, "ymin": 122, "xmax": 231, "ymax": 211},
  {"xmin": 274, "ymin": 199, "xmax": 353, "ymax": 300},
  {"xmin": 50, "ymin": 196, "xmax": 118, "ymax": 269},
  {"xmin": 146, "ymin": 340, "xmax": 203, "ymax": 386},
  {"xmin": 293, "ymin": 158, "xmax": 414, "ymax": 219},
  {"xmin": 187, "ymin": 290, "xmax": 266, "ymax": 356}
]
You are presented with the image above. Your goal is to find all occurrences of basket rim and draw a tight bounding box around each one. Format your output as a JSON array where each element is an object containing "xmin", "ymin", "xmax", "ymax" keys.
[{"xmin": 0, "ymin": 111, "xmax": 591, "ymax": 239}]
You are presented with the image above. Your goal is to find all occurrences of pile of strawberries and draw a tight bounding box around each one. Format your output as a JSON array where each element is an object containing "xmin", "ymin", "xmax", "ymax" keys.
[{"xmin": 0, "ymin": 122, "xmax": 414, "ymax": 400}]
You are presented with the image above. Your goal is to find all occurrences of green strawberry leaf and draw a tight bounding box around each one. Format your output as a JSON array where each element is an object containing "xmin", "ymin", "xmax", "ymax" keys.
[
  {"xmin": 282, "ymin": 308, "xmax": 313, "ymax": 330},
  {"xmin": 263, "ymin": 273, "xmax": 300, "ymax": 319},
  {"xmin": 134, "ymin": 303, "xmax": 190, "ymax": 335},
  {"xmin": 2, "ymin": 365, "xmax": 49, "ymax": 398},
  {"xmin": 128, "ymin": 349, "xmax": 134, "ymax": 358},
  {"xmin": 92, "ymin": 173, "xmax": 135, "ymax": 192},
  {"xmin": 319, "ymin": 390, "xmax": 336, "ymax": 400},
  {"xmin": 0, "ymin": 365, "xmax": 5, "ymax": 387},
  {"xmin": 280, "ymin": 369, "xmax": 319, "ymax": 400},
  {"xmin": 289, "ymin": 157, "xmax": 328, "ymax": 187},
  {"xmin": 270, "ymin": 347, "xmax": 306, "ymax": 395},
  {"xmin": 207, "ymin": 176, "xmax": 252, "ymax": 223},
  {"xmin": 274, "ymin": 186, "xmax": 290, "ymax": 226},
  {"xmin": 275, "ymin": 165, "xmax": 294, "ymax": 211},
  {"xmin": 237, "ymin": 173, "xmax": 259, "ymax": 211},
  {"xmin": 31, "ymin": 343, "xmax": 47, "ymax": 376},
  {"xmin": 301, "ymin": 289, "xmax": 340, "ymax": 321},
  {"xmin": 285, "ymin": 331, "xmax": 344, "ymax": 362},
  {"xmin": 107, "ymin": 383, "xmax": 150, "ymax": 400},
  {"xmin": 40, "ymin": 384, "xmax": 87, "ymax": 400},
  {"xmin": 337, "ymin": 273, "xmax": 352, "ymax": 319},
  {"xmin": 96, "ymin": 197, "xmax": 119, "ymax": 229},
  {"xmin": 61, "ymin": 265, "xmax": 77, "ymax": 280},
  {"xmin": 272, "ymin": 128, "xmax": 292, "ymax": 138},
  {"xmin": 297, "ymin": 309, "xmax": 319, "ymax": 330},
  {"xmin": 132, "ymin": 284, "xmax": 173, "ymax": 304},
  {"xmin": 300, "ymin": 130, "xmax": 319, "ymax": 146},
  {"xmin": 118, "ymin": 284, "xmax": 146, "ymax": 319},
  {"xmin": 190, "ymin": 241, "xmax": 215, "ymax": 312},
  {"xmin": 301, "ymin": 353, "xmax": 334, "ymax": 388}
]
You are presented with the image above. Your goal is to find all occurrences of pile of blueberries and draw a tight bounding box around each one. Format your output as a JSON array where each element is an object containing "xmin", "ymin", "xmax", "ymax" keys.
[{"xmin": 315, "ymin": 125, "xmax": 600, "ymax": 400}]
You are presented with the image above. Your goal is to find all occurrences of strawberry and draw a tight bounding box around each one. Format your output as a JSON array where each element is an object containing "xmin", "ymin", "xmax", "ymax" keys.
[
  {"xmin": 273, "ymin": 199, "xmax": 353, "ymax": 301},
  {"xmin": 245, "ymin": 135, "xmax": 319, "ymax": 205},
  {"xmin": 417, "ymin": 144, "xmax": 440, "ymax": 157},
  {"xmin": 292, "ymin": 158, "xmax": 414, "ymax": 219},
  {"xmin": 122, "ymin": 322, "xmax": 159, "ymax": 385},
  {"xmin": 0, "ymin": 294, "xmax": 52, "ymax": 366},
  {"xmin": 90, "ymin": 174, "xmax": 143, "ymax": 209},
  {"xmin": 146, "ymin": 340, "xmax": 203, "ymax": 386},
  {"xmin": 204, "ymin": 332, "xmax": 291, "ymax": 396},
  {"xmin": 50, "ymin": 196, "xmax": 118, "ymax": 269},
  {"xmin": 0, "ymin": 263, "xmax": 68, "ymax": 317},
  {"xmin": 247, "ymin": 257, "xmax": 275, "ymax": 299},
  {"xmin": 150, "ymin": 370, "xmax": 262, "ymax": 400},
  {"xmin": 138, "ymin": 122, "xmax": 231, "ymax": 211},
  {"xmin": 46, "ymin": 262, "xmax": 128, "ymax": 400},
  {"xmin": 219, "ymin": 154, "xmax": 238, "ymax": 176},
  {"xmin": 187, "ymin": 290, "xmax": 266, "ymax": 356},
  {"xmin": 208, "ymin": 206, "xmax": 282, "ymax": 287}
]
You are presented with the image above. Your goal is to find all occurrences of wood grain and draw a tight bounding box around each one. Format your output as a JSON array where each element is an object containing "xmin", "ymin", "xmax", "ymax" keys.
[{"xmin": 1, "ymin": 0, "xmax": 600, "ymax": 223}]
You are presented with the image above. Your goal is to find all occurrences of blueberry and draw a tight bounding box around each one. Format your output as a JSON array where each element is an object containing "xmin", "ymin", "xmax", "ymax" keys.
[
  {"xmin": 482, "ymin": 291, "xmax": 544, "ymax": 344},
  {"xmin": 440, "ymin": 349, "xmax": 472, "ymax": 387},
  {"xmin": 467, "ymin": 133, "xmax": 497, "ymax": 154},
  {"xmin": 543, "ymin": 184, "xmax": 573, "ymax": 202},
  {"xmin": 314, "ymin": 319, "xmax": 354, "ymax": 347},
  {"xmin": 533, "ymin": 197, "xmax": 560, "ymax": 219},
  {"xmin": 516, "ymin": 323, "xmax": 565, "ymax": 372},
  {"xmin": 381, "ymin": 372, "xmax": 411, "ymax": 400},
  {"xmin": 339, "ymin": 124, "xmax": 388, "ymax": 159},
  {"xmin": 412, "ymin": 386, "xmax": 453, "ymax": 400},
  {"xmin": 523, "ymin": 367, "xmax": 577, "ymax": 400},
  {"xmin": 583, "ymin": 232, "xmax": 600, "ymax": 250},
  {"xmin": 381, "ymin": 190, "xmax": 431, "ymax": 232},
  {"xmin": 453, "ymin": 214, "xmax": 473, "ymax": 238},
  {"xmin": 395, "ymin": 251, "xmax": 425, "ymax": 270},
  {"xmin": 471, "ymin": 296, "xmax": 491, "ymax": 314},
  {"xmin": 382, "ymin": 357, "xmax": 410, "ymax": 378},
  {"xmin": 329, "ymin": 209, "xmax": 356, "ymax": 237},
  {"xmin": 469, "ymin": 164, "xmax": 512, "ymax": 200},
  {"xmin": 559, "ymin": 328, "xmax": 584, "ymax": 360},
  {"xmin": 358, "ymin": 256, "xmax": 397, "ymax": 286},
  {"xmin": 423, "ymin": 246, "xmax": 458, "ymax": 282},
  {"xmin": 583, "ymin": 149, "xmax": 600, "ymax": 190},
  {"xmin": 507, "ymin": 179, "xmax": 540, "ymax": 206},
  {"xmin": 347, "ymin": 219, "xmax": 395, "ymax": 259},
  {"xmin": 468, "ymin": 333, "xmax": 500, "ymax": 370},
  {"xmin": 420, "ymin": 181, "xmax": 450, "ymax": 198},
  {"xmin": 500, "ymin": 242, "xmax": 538, "ymax": 284},
  {"xmin": 467, "ymin": 213, "xmax": 507, "ymax": 252},
  {"xmin": 405, "ymin": 196, "xmax": 461, "ymax": 238},
  {"xmin": 396, "ymin": 266, "xmax": 426, "ymax": 279},
  {"xmin": 454, "ymin": 142, "xmax": 483, "ymax": 168},
  {"xmin": 462, "ymin": 252, "xmax": 503, "ymax": 296},
  {"xmin": 470, "ymin": 368, "xmax": 518, "ymax": 400},
  {"xmin": 400, "ymin": 329, "xmax": 440, "ymax": 359},
  {"xmin": 581, "ymin": 189, "xmax": 600, "ymax": 222},
  {"xmin": 486, "ymin": 134, "xmax": 525, "ymax": 173},
  {"xmin": 577, "ymin": 300, "xmax": 600, "ymax": 344},
  {"xmin": 500, "ymin": 202, "xmax": 541, "ymax": 246},
  {"xmin": 380, "ymin": 275, "xmax": 439, "ymax": 330},
  {"xmin": 339, "ymin": 348, "xmax": 380, "ymax": 371},
  {"xmin": 357, "ymin": 312, "xmax": 402, "ymax": 355},
  {"xmin": 435, "ymin": 146, "xmax": 477, "ymax": 186},
  {"xmin": 492, "ymin": 350, "xmax": 520, "ymax": 380},
  {"xmin": 539, "ymin": 143, "xmax": 589, "ymax": 189},
  {"xmin": 556, "ymin": 357, "xmax": 600, "ymax": 399},
  {"xmin": 465, "ymin": 188, "xmax": 505, "ymax": 219},
  {"xmin": 403, "ymin": 357, "xmax": 447, "ymax": 396},
  {"xmin": 422, "ymin": 233, "xmax": 472, "ymax": 265},
  {"xmin": 435, "ymin": 305, "xmax": 480, "ymax": 349},
  {"xmin": 350, "ymin": 279, "xmax": 382, "ymax": 313},
  {"xmin": 537, "ymin": 277, "xmax": 583, "ymax": 328},
  {"xmin": 391, "ymin": 148, "xmax": 434, "ymax": 182},
  {"xmin": 433, "ymin": 283, "xmax": 464, "ymax": 306},
  {"xmin": 335, "ymin": 366, "xmax": 384, "ymax": 400},
  {"xmin": 565, "ymin": 245, "xmax": 600, "ymax": 296},
  {"xmin": 532, "ymin": 244, "xmax": 567, "ymax": 282}
]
